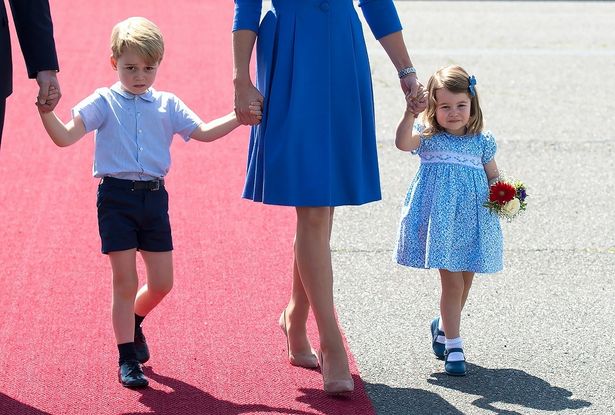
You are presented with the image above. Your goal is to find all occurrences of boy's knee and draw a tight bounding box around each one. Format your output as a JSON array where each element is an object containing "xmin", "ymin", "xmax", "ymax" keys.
[
  {"xmin": 113, "ymin": 276, "xmax": 139, "ymax": 298},
  {"xmin": 150, "ymin": 278, "xmax": 173, "ymax": 297}
]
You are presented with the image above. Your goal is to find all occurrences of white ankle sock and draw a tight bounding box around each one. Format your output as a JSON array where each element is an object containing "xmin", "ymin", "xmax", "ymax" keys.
[
  {"xmin": 438, "ymin": 317, "xmax": 444, "ymax": 332},
  {"xmin": 445, "ymin": 337, "xmax": 464, "ymax": 362}
]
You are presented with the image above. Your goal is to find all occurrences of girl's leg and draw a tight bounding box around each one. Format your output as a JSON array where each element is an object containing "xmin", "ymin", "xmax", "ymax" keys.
[
  {"xmin": 134, "ymin": 250, "xmax": 174, "ymax": 317},
  {"xmin": 283, "ymin": 208, "xmax": 335, "ymax": 357},
  {"xmin": 294, "ymin": 207, "xmax": 350, "ymax": 382},
  {"xmin": 461, "ymin": 271, "xmax": 475, "ymax": 310},
  {"xmin": 438, "ymin": 269, "xmax": 465, "ymax": 339},
  {"xmin": 109, "ymin": 249, "xmax": 140, "ymax": 344}
]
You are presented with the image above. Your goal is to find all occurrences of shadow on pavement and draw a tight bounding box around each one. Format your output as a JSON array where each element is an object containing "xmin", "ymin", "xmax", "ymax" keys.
[
  {"xmin": 362, "ymin": 382, "xmax": 464, "ymax": 415},
  {"xmin": 120, "ymin": 366, "xmax": 316, "ymax": 415},
  {"xmin": 0, "ymin": 393, "xmax": 51, "ymax": 415},
  {"xmin": 427, "ymin": 363, "xmax": 591, "ymax": 414}
]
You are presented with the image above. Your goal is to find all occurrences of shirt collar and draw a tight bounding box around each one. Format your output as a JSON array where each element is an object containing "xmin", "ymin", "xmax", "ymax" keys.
[{"xmin": 110, "ymin": 82, "xmax": 155, "ymax": 102}]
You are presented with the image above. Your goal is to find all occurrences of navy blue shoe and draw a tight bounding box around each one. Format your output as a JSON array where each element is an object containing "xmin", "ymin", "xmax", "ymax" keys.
[
  {"xmin": 444, "ymin": 348, "xmax": 467, "ymax": 376},
  {"xmin": 134, "ymin": 325, "xmax": 150, "ymax": 364},
  {"xmin": 431, "ymin": 317, "xmax": 446, "ymax": 360}
]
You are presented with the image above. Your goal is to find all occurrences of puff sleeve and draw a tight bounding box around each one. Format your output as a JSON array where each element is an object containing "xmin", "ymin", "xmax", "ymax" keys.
[
  {"xmin": 482, "ymin": 131, "xmax": 497, "ymax": 164},
  {"xmin": 410, "ymin": 123, "xmax": 426, "ymax": 155},
  {"xmin": 232, "ymin": 0, "xmax": 262, "ymax": 33},
  {"xmin": 358, "ymin": 0, "xmax": 403, "ymax": 40}
]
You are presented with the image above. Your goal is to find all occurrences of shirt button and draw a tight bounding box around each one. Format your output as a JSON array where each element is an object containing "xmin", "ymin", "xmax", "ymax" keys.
[
  {"xmin": 139, "ymin": 129, "xmax": 142, "ymax": 133},
  {"xmin": 319, "ymin": 1, "xmax": 329, "ymax": 12},
  {"xmin": 140, "ymin": 147, "xmax": 144, "ymax": 151}
]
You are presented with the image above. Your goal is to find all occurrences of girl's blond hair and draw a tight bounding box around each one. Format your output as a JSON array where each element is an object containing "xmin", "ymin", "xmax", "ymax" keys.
[
  {"xmin": 110, "ymin": 17, "xmax": 164, "ymax": 65},
  {"xmin": 421, "ymin": 65, "xmax": 483, "ymax": 137}
]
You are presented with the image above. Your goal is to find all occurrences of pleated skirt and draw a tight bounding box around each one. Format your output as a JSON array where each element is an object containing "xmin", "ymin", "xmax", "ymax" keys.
[{"xmin": 242, "ymin": 0, "xmax": 382, "ymax": 206}]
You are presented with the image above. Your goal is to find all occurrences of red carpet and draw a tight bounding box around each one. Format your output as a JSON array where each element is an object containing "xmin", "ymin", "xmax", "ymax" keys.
[{"xmin": 0, "ymin": 2, "xmax": 376, "ymax": 414}]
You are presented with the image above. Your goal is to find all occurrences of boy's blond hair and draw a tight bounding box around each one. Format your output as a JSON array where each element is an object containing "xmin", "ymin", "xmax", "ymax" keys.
[
  {"xmin": 110, "ymin": 17, "xmax": 164, "ymax": 64},
  {"xmin": 421, "ymin": 65, "xmax": 484, "ymax": 137}
]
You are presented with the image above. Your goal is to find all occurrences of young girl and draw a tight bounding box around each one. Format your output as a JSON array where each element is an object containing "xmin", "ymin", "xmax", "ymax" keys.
[{"xmin": 394, "ymin": 65, "xmax": 503, "ymax": 376}]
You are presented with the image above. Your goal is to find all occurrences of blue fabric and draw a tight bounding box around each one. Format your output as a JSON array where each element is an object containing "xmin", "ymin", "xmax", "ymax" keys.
[
  {"xmin": 73, "ymin": 82, "xmax": 202, "ymax": 181},
  {"xmin": 232, "ymin": 0, "xmax": 261, "ymax": 32},
  {"xmin": 359, "ymin": 0, "xmax": 403, "ymax": 39},
  {"xmin": 234, "ymin": 0, "xmax": 402, "ymax": 206},
  {"xmin": 395, "ymin": 126, "xmax": 503, "ymax": 273}
]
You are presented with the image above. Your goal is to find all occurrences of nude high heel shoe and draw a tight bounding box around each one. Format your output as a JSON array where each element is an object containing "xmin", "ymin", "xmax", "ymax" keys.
[
  {"xmin": 318, "ymin": 350, "xmax": 354, "ymax": 396},
  {"xmin": 279, "ymin": 309, "xmax": 319, "ymax": 368}
]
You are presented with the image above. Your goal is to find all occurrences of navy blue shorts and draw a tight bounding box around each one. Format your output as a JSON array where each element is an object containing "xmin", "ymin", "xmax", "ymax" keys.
[{"xmin": 97, "ymin": 177, "xmax": 173, "ymax": 254}]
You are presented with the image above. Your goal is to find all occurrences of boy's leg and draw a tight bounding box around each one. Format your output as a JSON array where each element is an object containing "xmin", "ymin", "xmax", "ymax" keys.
[
  {"xmin": 109, "ymin": 249, "xmax": 139, "ymax": 344},
  {"xmin": 109, "ymin": 248, "xmax": 148, "ymax": 387},
  {"xmin": 134, "ymin": 250, "xmax": 173, "ymax": 316},
  {"xmin": 132, "ymin": 250, "xmax": 173, "ymax": 363}
]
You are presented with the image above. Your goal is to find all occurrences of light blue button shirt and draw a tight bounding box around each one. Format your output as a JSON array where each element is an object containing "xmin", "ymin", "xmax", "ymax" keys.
[{"xmin": 72, "ymin": 82, "xmax": 203, "ymax": 181}]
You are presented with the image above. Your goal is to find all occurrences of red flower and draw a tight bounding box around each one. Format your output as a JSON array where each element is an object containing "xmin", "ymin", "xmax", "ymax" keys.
[{"xmin": 489, "ymin": 181, "xmax": 516, "ymax": 204}]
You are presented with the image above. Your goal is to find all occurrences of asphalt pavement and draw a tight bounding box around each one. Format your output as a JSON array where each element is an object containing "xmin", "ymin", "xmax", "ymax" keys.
[{"xmin": 331, "ymin": 2, "xmax": 615, "ymax": 414}]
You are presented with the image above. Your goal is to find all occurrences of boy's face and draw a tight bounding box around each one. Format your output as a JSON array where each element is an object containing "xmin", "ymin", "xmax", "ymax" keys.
[{"xmin": 111, "ymin": 48, "xmax": 159, "ymax": 95}]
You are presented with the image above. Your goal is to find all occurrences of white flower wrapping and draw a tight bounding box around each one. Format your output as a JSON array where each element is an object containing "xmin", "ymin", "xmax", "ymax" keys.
[{"xmin": 501, "ymin": 198, "xmax": 521, "ymax": 217}]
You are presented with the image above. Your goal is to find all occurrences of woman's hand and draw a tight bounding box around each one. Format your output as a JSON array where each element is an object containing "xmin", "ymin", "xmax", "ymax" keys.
[
  {"xmin": 401, "ymin": 74, "xmax": 427, "ymax": 116},
  {"xmin": 234, "ymin": 80, "xmax": 264, "ymax": 125}
]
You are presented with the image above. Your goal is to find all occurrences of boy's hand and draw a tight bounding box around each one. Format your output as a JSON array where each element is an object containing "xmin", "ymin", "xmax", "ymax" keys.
[
  {"xmin": 36, "ymin": 70, "xmax": 61, "ymax": 112},
  {"xmin": 248, "ymin": 100, "xmax": 263, "ymax": 123},
  {"xmin": 36, "ymin": 85, "xmax": 61, "ymax": 113}
]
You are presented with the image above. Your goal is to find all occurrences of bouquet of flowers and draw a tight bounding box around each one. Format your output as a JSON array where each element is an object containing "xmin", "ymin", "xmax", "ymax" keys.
[{"xmin": 484, "ymin": 178, "xmax": 528, "ymax": 220}]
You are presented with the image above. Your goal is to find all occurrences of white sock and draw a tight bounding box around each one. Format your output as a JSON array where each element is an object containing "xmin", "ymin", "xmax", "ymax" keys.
[
  {"xmin": 445, "ymin": 337, "xmax": 464, "ymax": 362},
  {"xmin": 438, "ymin": 317, "xmax": 444, "ymax": 332}
]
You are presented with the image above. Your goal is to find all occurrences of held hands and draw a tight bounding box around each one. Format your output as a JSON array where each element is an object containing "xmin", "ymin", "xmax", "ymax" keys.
[
  {"xmin": 35, "ymin": 70, "xmax": 61, "ymax": 113},
  {"xmin": 234, "ymin": 80, "xmax": 264, "ymax": 125},
  {"xmin": 248, "ymin": 101, "xmax": 263, "ymax": 122},
  {"xmin": 36, "ymin": 85, "xmax": 61, "ymax": 114},
  {"xmin": 401, "ymin": 74, "xmax": 427, "ymax": 116}
]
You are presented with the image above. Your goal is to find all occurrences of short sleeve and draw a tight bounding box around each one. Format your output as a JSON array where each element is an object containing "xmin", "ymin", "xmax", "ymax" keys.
[
  {"xmin": 482, "ymin": 131, "xmax": 497, "ymax": 164},
  {"xmin": 232, "ymin": 0, "xmax": 262, "ymax": 33},
  {"xmin": 71, "ymin": 90, "xmax": 108, "ymax": 133},
  {"xmin": 358, "ymin": 0, "xmax": 403, "ymax": 40},
  {"xmin": 170, "ymin": 95, "xmax": 203, "ymax": 142},
  {"xmin": 410, "ymin": 123, "xmax": 426, "ymax": 155}
]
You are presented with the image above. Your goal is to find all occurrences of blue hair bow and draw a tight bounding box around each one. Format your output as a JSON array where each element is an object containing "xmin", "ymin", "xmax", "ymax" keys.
[{"xmin": 468, "ymin": 75, "xmax": 477, "ymax": 97}]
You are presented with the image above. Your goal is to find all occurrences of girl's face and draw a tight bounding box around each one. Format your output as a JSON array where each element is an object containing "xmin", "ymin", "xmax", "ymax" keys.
[
  {"xmin": 111, "ymin": 48, "xmax": 159, "ymax": 95},
  {"xmin": 434, "ymin": 88, "xmax": 471, "ymax": 135}
]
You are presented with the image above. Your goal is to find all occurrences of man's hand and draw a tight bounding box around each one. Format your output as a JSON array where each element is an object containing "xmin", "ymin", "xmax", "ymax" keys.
[{"xmin": 36, "ymin": 70, "xmax": 61, "ymax": 113}]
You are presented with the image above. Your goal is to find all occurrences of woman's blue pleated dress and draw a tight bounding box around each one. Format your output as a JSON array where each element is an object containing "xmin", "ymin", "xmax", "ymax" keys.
[{"xmin": 233, "ymin": 0, "xmax": 403, "ymax": 206}]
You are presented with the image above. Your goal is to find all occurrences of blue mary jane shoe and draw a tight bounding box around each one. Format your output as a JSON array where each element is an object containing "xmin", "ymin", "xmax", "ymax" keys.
[
  {"xmin": 444, "ymin": 347, "xmax": 467, "ymax": 376},
  {"xmin": 431, "ymin": 317, "xmax": 446, "ymax": 360}
]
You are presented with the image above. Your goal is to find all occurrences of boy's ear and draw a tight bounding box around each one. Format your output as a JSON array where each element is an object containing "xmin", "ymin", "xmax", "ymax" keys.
[{"xmin": 110, "ymin": 56, "xmax": 118, "ymax": 70}]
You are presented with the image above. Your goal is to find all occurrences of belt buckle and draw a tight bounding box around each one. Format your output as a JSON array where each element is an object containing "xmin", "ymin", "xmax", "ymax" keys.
[{"xmin": 151, "ymin": 180, "xmax": 160, "ymax": 191}]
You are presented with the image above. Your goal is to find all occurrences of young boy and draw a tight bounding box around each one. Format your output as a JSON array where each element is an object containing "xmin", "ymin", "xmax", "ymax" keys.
[{"xmin": 38, "ymin": 17, "xmax": 261, "ymax": 388}]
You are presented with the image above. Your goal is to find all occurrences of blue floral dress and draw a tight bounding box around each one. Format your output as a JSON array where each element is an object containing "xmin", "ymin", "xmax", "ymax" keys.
[{"xmin": 395, "ymin": 125, "xmax": 503, "ymax": 273}]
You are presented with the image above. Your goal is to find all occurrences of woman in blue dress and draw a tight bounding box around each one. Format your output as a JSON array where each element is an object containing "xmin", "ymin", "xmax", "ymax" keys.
[
  {"xmin": 232, "ymin": 0, "xmax": 425, "ymax": 395},
  {"xmin": 395, "ymin": 65, "xmax": 504, "ymax": 377}
]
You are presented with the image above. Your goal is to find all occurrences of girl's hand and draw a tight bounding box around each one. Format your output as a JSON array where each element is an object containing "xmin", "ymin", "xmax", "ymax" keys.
[
  {"xmin": 401, "ymin": 74, "xmax": 426, "ymax": 115},
  {"xmin": 405, "ymin": 83, "xmax": 427, "ymax": 117},
  {"xmin": 234, "ymin": 81, "xmax": 264, "ymax": 126}
]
